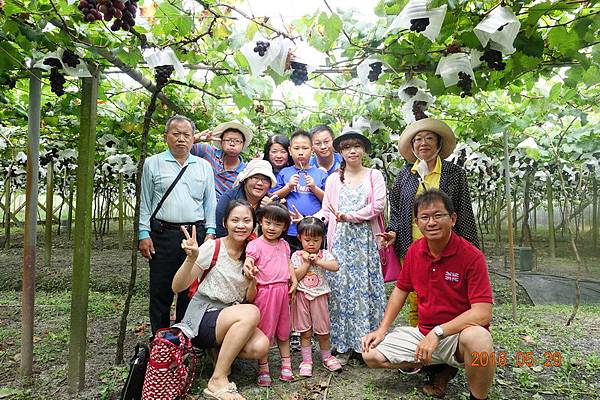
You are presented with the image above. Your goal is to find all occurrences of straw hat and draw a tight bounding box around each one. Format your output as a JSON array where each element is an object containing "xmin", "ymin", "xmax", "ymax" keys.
[
  {"xmin": 212, "ymin": 121, "xmax": 254, "ymax": 151},
  {"xmin": 398, "ymin": 118, "xmax": 456, "ymax": 163},
  {"xmin": 235, "ymin": 159, "xmax": 277, "ymax": 187},
  {"xmin": 333, "ymin": 126, "xmax": 372, "ymax": 152}
]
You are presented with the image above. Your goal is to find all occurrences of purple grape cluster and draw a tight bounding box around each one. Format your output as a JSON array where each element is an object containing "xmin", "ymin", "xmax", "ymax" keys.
[
  {"xmin": 49, "ymin": 68, "xmax": 66, "ymax": 96},
  {"xmin": 479, "ymin": 49, "xmax": 506, "ymax": 71},
  {"xmin": 412, "ymin": 100, "xmax": 428, "ymax": 120},
  {"xmin": 403, "ymin": 86, "xmax": 418, "ymax": 96},
  {"xmin": 457, "ymin": 71, "xmax": 472, "ymax": 97},
  {"xmin": 409, "ymin": 18, "xmax": 430, "ymax": 32},
  {"xmin": 43, "ymin": 58, "xmax": 62, "ymax": 68},
  {"xmin": 155, "ymin": 65, "xmax": 174, "ymax": 88},
  {"xmin": 290, "ymin": 62, "xmax": 308, "ymax": 85},
  {"xmin": 77, "ymin": 0, "xmax": 138, "ymax": 31},
  {"xmin": 368, "ymin": 62, "xmax": 382, "ymax": 82},
  {"xmin": 253, "ymin": 41, "xmax": 270, "ymax": 57},
  {"xmin": 61, "ymin": 50, "xmax": 80, "ymax": 68}
]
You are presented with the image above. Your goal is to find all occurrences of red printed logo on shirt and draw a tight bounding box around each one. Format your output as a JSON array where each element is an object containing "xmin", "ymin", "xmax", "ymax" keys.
[{"xmin": 444, "ymin": 271, "xmax": 460, "ymax": 283}]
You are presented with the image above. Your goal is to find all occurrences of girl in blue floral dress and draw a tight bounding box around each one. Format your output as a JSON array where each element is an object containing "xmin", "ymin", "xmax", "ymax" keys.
[{"xmin": 320, "ymin": 127, "xmax": 387, "ymax": 363}]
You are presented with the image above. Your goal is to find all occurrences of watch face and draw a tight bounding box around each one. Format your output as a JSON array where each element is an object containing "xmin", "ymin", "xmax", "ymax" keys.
[{"xmin": 435, "ymin": 326, "xmax": 443, "ymax": 336}]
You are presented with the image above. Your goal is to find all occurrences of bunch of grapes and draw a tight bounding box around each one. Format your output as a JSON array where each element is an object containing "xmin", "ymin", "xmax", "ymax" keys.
[
  {"xmin": 479, "ymin": 49, "xmax": 505, "ymax": 71},
  {"xmin": 49, "ymin": 68, "xmax": 66, "ymax": 96},
  {"xmin": 368, "ymin": 62, "xmax": 382, "ymax": 82},
  {"xmin": 154, "ymin": 65, "xmax": 174, "ymax": 88},
  {"xmin": 0, "ymin": 74, "xmax": 17, "ymax": 89},
  {"xmin": 253, "ymin": 41, "xmax": 270, "ymax": 57},
  {"xmin": 255, "ymin": 104, "xmax": 264, "ymax": 113},
  {"xmin": 290, "ymin": 62, "xmax": 308, "ymax": 85},
  {"xmin": 412, "ymin": 100, "xmax": 428, "ymax": 120},
  {"xmin": 61, "ymin": 50, "xmax": 80, "ymax": 68},
  {"xmin": 43, "ymin": 57, "xmax": 62, "ymax": 69},
  {"xmin": 403, "ymin": 86, "xmax": 418, "ymax": 96},
  {"xmin": 77, "ymin": 0, "xmax": 137, "ymax": 31},
  {"xmin": 457, "ymin": 71, "xmax": 472, "ymax": 97},
  {"xmin": 409, "ymin": 18, "xmax": 430, "ymax": 33}
]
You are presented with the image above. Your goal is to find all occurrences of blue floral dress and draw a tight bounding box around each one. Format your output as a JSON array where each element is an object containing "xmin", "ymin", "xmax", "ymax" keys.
[{"xmin": 327, "ymin": 183, "xmax": 385, "ymax": 353}]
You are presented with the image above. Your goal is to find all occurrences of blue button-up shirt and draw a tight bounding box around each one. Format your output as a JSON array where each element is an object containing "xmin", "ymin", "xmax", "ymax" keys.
[{"xmin": 139, "ymin": 150, "xmax": 217, "ymax": 239}]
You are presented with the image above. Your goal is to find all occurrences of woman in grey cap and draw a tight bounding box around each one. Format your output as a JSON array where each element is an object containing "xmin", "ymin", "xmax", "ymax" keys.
[{"xmin": 215, "ymin": 159, "xmax": 277, "ymax": 237}]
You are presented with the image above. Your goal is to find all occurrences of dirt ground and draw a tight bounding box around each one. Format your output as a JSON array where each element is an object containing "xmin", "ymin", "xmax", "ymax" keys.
[{"xmin": 0, "ymin": 229, "xmax": 599, "ymax": 399}]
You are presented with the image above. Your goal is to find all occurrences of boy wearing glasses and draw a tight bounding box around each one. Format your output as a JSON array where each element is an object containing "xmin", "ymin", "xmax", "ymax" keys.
[
  {"xmin": 365, "ymin": 190, "xmax": 494, "ymax": 400},
  {"xmin": 193, "ymin": 121, "xmax": 254, "ymax": 200}
]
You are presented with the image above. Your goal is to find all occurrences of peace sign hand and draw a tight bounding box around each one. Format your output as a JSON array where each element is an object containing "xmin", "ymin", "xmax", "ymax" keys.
[
  {"xmin": 328, "ymin": 204, "xmax": 346, "ymax": 222},
  {"xmin": 194, "ymin": 129, "xmax": 221, "ymax": 144},
  {"xmin": 290, "ymin": 205, "xmax": 304, "ymax": 224},
  {"xmin": 180, "ymin": 225, "xmax": 199, "ymax": 258}
]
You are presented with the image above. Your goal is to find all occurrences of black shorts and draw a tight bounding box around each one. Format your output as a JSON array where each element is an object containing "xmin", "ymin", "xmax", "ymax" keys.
[{"xmin": 191, "ymin": 309, "xmax": 222, "ymax": 349}]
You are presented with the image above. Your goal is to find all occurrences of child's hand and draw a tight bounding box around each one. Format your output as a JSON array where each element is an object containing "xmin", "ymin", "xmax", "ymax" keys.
[
  {"xmin": 308, "ymin": 253, "xmax": 318, "ymax": 262},
  {"xmin": 180, "ymin": 225, "xmax": 199, "ymax": 258},
  {"xmin": 300, "ymin": 250, "xmax": 311, "ymax": 262},
  {"xmin": 288, "ymin": 279, "xmax": 298, "ymax": 295},
  {"xmin": 290, "ymin": 205, "xmax": 304, "ymax": 223},
  {"xmin": 286, "ymin": 174, "xmax": 300, "ymax": 190},
  {"xmin": 305, "ymin": 175, "xmax": 315, "ymax": 189},
  {"xmin": 328, "ymin": 204, "xmax": 347, "ymax": 222},
  {"xmin": 243, "ymin": 261, "xmax": 256, "ymax": 279}
]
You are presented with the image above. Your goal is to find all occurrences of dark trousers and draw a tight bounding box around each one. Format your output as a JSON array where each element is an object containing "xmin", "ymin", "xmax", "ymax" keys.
[
  {"xmin": 284, "ymin": 234, "xmax": 302, "ymax": 254},
  {"xmin": 149, "ymin": 223, "xmax": 206, "ymax": 334}
]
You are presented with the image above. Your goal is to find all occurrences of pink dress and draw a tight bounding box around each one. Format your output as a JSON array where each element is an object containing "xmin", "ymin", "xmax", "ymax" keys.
[{"xmin": 246, "ymin": 236, "xmax": 292, "ymax": 344}]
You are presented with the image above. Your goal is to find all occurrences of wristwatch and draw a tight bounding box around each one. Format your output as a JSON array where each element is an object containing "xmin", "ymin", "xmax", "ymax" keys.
[{"xmin": 433, "ymin": 325, "xmax": 444, "ymax": 339}]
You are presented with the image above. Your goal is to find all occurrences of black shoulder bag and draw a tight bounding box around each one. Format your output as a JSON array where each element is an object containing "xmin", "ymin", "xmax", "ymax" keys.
[{"xmin": 149, "ymin": 164, "xmax": 189, "ymax": 233}]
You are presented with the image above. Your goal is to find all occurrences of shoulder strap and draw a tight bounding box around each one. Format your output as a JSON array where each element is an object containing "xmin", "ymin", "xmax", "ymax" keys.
[
  {"xmin": 187, "ymin": 239, "xmax": 221, "ymax": 299},
  {"xmin": 199, "ymin": 239, "xmax": 221, "ymax": 284},
  {"xmin": 150, "ymin": 164, "xmax": 189, "ymax": 221}
]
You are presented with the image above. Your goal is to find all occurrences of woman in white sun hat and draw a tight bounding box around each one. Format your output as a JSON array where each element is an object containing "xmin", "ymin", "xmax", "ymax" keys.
[{"xmin": 376, "ymin": 117, "xmax": 479, "ymax": 397}]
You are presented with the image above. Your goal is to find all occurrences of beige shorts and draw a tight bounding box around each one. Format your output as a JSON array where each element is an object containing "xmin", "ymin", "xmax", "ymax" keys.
[{"xmin": 376, "ymin": 326, "xmax": 463, "ymax": 369}]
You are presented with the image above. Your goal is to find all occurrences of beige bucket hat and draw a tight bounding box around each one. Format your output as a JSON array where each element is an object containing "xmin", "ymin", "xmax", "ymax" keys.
[{"xmin": 398, "ymin": 118, "xmax": 456, "ymax": 163}]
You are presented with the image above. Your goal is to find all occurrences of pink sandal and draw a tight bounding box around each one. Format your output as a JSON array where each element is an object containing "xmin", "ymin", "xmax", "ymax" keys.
[
  {"xmin": 299, "ymin": 361, "xmax": 313, "ymax": 377},
  {"xmin": 279, "ymin": 366, "xmax": 294, "ymax": 381},
  {"xmin": 322, "ymin": 355, "xmax": 342, "ymax": 372},
  {"xmin": 257, "ymin": 371, "xmax": 272, "ymax": 387}
]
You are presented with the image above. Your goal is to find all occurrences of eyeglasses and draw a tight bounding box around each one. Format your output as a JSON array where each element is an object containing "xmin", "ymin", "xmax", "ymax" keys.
[
  {"xmin": 222, "ymin": 138, "xmax": 244, "ymax": 145},
  {"xmin": 411, "ymin": 135, "xmax": 438, "ymax": 145},
  {"xmin": 247, "ymin": 175, "xmax": 271, "ymax": 184},
  {"xmin": 416, "ymin": 213, "xmax": 450, "ymax": 223}
]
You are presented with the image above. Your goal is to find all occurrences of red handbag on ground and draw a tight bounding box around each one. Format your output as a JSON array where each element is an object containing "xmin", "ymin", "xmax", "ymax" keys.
[{"xmin": 141, "ymin": 328, "xmax": 197, "ymax": 400}]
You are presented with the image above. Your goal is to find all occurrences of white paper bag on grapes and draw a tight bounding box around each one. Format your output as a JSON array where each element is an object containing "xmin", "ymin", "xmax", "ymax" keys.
[
  {"xmin": 143, "ymin": 47, "xmax": 185, "ymax": 79},
  {"xmin": 398, "ymin": 77, "xmax": 428, "ymax": 101},
  {"xmin": 435, "ymin": 53, "xmax": 475, "ymax": 87},
  {"xmin": 474, "ymin": 6, "xmax": 521, "ymax": 55},
  {"xmin": 240, "ymin": 33, "xmax": 279, "ymax": 76},
  {"xmin": 352, "ymin": 116, "xmax": 384, "ymax": 135},
  {"xmin": 290, "ymin": 41, "xmax": 326, "ymax": 72},
  {"xmin": 57, "ymin": 48, "xmax": 92, "ymax": 78},
  {"xmin": 35, "ymin": 51, "xmax": 65, "ymax": 71},
  {"xmin": 270, "ymin": 37, "xmax": 293, "ymax": 76},
  {"xmin": 356, "ymin": 57, "xmax": 384, "ymax": 86},
  {"xmin": 386, "ymin": 0, "xmax": 447, "ymax": 42},
  {"xmin": 401, "ymin": 90, "xmax": 434, "ymax": 124}
]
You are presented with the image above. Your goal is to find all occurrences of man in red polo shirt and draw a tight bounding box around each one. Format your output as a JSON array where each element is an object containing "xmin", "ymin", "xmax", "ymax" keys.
[{"xmin": 363, "ymin": 189, "xmax": 494, "ymax": 400}]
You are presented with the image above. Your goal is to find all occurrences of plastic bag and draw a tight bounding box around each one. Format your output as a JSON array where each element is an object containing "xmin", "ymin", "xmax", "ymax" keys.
[
  {"xmin": 397, "ymin": 77, "xmax": 427, "ymax": 101},
  {"xmin": 352, "ymin": 116, "xmax": 384, "ymax": 134},
  {"xmin": 240, "ymin": 33, "xmax": 279, "ymax": 76},
  {"xmin": 270, "ymin": 37, "xmax": 293, "ymax": 76},
  {"xmin": 435, "ymin": 53, "xmax": 475, "ymax": 87},
  {"xmin": 474, "ymin": 6, "xmax": 521, "ymax": 54},
  {"xmin": 35, "ymin": 50, "xmax": 92, "ymax": 78},
  {"xmin": 401, "ymin": 90, "xmax": 435, "ymax": 124},
  {"xmin": 142, "ymin": 47, "xmax": 185, "ymax": 79},
  {"xmin": 387, "ymin": 0, "xmax": 447, "ymax": 42},
  {"xmin": 356, "ymin": 57, "xmax": 384, "ymax": 85}
]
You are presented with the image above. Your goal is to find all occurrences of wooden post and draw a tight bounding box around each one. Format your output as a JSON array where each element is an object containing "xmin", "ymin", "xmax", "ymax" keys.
[
  {"xmin": 67, "ymin": 179, "xmax": 74, "ymax": 239},
  {"xmin": 21, "ymin": 68, "xmax": 42, "ymax": 383},
  {"xmin": 118, "ymin": 173, "xmax": 124, "ymax": 250},
  {"xmin": 593, "ymin": 177, "xmax": 598, "ymax": 250},
  {"xmin": 44, "ymin": 160, "xmax": 54, "ymax": 268},
  {"xmin": 4, "ymin": 173, "xmax": 11, "ymax": 250},
  {"xmin": 547, "ymin": 179, "xmax": 556, "ymax": 258},
  {"xmin": 67, "ymin": 66, "xmax": 98, "ymax": 392},
  {"xmin": 503, "ymin": 130, "xmax": 517, "ymax": 322}
]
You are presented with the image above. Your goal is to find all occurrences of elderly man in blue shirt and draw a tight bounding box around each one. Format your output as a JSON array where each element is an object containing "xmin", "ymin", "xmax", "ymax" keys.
[{"xmin": 139, "ymin": 115, "xmax": 217, "ymax": 334}]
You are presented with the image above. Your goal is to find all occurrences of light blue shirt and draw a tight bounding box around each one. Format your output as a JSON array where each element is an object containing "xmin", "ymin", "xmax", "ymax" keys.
[{"xmin": 139, "ymin": 150, "xmax": 217, "ymax": 240}]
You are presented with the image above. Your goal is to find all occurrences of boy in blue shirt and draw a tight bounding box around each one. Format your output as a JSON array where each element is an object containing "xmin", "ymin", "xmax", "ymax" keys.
[{"xmin": 273, "ymin": 130, "xmax": 327, "ymax": 252}]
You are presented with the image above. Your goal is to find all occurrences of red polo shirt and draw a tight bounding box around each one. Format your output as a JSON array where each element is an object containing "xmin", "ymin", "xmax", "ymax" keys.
[{"xmin": 396, "ymin": 232, "xmax": 493, "ymax": 336}]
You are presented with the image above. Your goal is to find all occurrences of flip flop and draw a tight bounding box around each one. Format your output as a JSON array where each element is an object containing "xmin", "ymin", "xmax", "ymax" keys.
[{"xmin": 203, "ymin": 382, "xmax": 243, "ymax": 400}]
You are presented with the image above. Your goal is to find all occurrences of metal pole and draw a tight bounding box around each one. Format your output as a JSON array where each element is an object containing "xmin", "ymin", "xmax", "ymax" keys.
[
  {"xmin": 503, "ymin": 130, "xmax": 517, "ymax": 322},
  {"xmin": 67, "ymin": 65, "xmax": 98, "ymax": 392},
  {"xmin": 21, "ymin": 68, "xmax": 42, "ymax": 382},
  {"xmin": 547, "ymin": 179, "xmax": 556, "ymax": 258}
]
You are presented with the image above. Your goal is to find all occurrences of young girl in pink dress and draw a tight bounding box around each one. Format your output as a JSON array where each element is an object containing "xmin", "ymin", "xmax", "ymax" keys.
[{"xmin": 243, "ymin": 203, "xmax": 298, "ymax": 387}]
